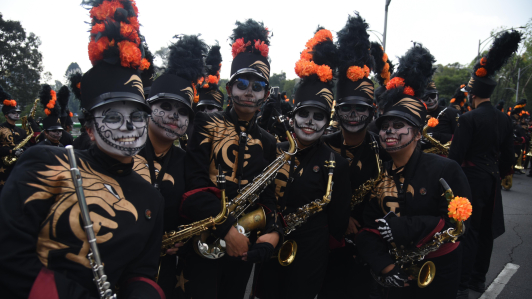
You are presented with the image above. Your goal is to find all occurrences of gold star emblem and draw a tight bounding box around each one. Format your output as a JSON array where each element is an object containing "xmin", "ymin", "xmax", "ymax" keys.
[
  {"xmin": 0, "ymin": 167, "xmax": 5, "ymax": 173},
  {"xmin": 0, "ymin": 180, "xmax": 5, "ymax": 186},
  {"xmin": 175, "ymin": 270, "xmax": 188, "ymax": 292}
]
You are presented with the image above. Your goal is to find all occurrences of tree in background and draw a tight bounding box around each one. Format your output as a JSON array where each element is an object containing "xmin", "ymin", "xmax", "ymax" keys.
[
  {"xmin": 0, "ymin": 13, "xmax": 43, "ymax": 108},
  {"xmin": 432, "ymin": 63, "xmax": 471, "ymax": 105}
]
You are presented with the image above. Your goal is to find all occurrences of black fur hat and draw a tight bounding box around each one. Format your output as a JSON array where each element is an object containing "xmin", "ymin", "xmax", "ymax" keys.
[
  {"xmin": 58, "ymin": 86, "xmax": 71, "ymax": 125},
  {"xmin": 293, "ymin": 27, "xmax": 338, "ymax": 115},
  {"xmin": 370, "ymin": 41, "xmax": 395, "ymax": 88},
  {"xmin": 39, "ymin": 84, "xmax": 63, "ymax": 130},
  {"xmin": 450, "ymin": 84, "xmax": 467, "ymax": 111},
  {"xmin": 229, "ymin": 19, "xmax": 271, "ymax": 85},
  {"xmin": 141, "ymin": 40, "xmax": 156, "ymax": 98},
  {"xmin": 465, "ymin": 31, "xmax": 522, "ymax": 98},
  {"xmin": 198, "ymin": 44, "xmax": 224, "ymax": 109},
  {"xmin": 0, "ymin": 85, "xmax": 20, "ymax": 115},
  {"xmin": 147, "ymin": 35, "xmax": 207, "ymax": 113}
]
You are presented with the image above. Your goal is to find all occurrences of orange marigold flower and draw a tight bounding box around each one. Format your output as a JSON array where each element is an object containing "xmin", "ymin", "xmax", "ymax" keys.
[
  {"xmin": 130, "ymin": 0, "xmax": 139, "ymax": 15},
  {"xmin": 207, "ymin": 75, "xmax": 219, "ymax": 84},
  {"xmin": 314, "ymin": 29, "xmax": 333, "ymax": 44},
  {"xmin": 120, "ymin": 22, "xmax": 139, "ymax": 44},
  {"xmin": 295, "ymin": 60, "xmax": 317, "ymax": 78},
  {"xmin": 50, "ymin": 90, "xmax": 56, "ymax": 102},
  {"xmin": 10, "ymin": 100, "xmax": 17, "ymax": 106},
  {"xmin": 254, "ymin": 40, "xmax": 269, "ymax": 57},
  {"xmin": 232, "ymin": 38, "xmax": 251, "ymax": 58},
  {"xmin": 69, "ymin": 112, "xmax": 73, "ymax": 117},
  {"xmin": 460, "ymin": 84, "xmax": 465, "ymax": 89},
  {"xmin": 421, "ymin": 101, "xmax": 428, "ymax": 110},
  {"xmin": 428, "ymin": 117, "xmax": 439, "ymax": 127},
  {"xmin": 45, "ymin": 108, "xmax": 51, "ymax": 116},
  {"xmin": 382, "ymin": 53, "xmax": 388, "ymax": 62},
  {"xmin": 90, "ymin": 23, "xmax": 106, "ymax": 35},
  {"xmin": 382, "ymin": 62, "xmax": 390, "ymax": 74},
  {"xmin": 3, "ymin": 100, "xmax": 10, "ymax": 106},
  {"xmin": 475, "ymin": 67, "xmax": 487, "ymax": 77},
  {"xmin": 90, "ymin": 0, "xmax": 124, "ymax": 21},
  {"xmin": 480, "ymin": 57, "xmax": 487, "ymax": 66},
  {"xmin": 403, "ymin": 86, "xmax": 415, "ymax": 96},
  {"xmin": 363, "ymin": 65, "xmax": 370, "ymax": 78},
  {"xmin": 128, "ymin": 17, "xmax": 140, "ymax": 31},
  {"xmin": 88, "ymin": 36, "xmax": 110, "ymax": 64},
  {"xmin": 118, "ymin": 40, "xmax": 142, "ymax": 68},
  {"xmin": 448, "ymin": 196, "xmax": 472, "ymax": 222},
  {"xmin": 386, "ymin": 77, "xmax": 405, "ymax": 90},
  {"xmin": 300, "ymin": 48, "xmax": 313, "ymax": 61},
  {"xmin": 450, "ymin": 98, "xmax": 456, "ymax": 103},
  {"xmin": 192, "ymin": 83, "xmax": 199, "ymax": 103},
  {"xmin": 346, "ymin": 66, "xmax": 365, "ymax": 82},
  {"xmin": 76, "ymin": 82, "xmax": 81, "ymax": 90},
  {"xmin": 46, "ymin": 101, "xmax": 55, "ymax": 109},
  {"xmin": 317, "ymin": 65, "xmax": 333, "ymax": 82},
  {"xmin": 139, "ymin": 58, "xmax": 150, "ymax": 71}
]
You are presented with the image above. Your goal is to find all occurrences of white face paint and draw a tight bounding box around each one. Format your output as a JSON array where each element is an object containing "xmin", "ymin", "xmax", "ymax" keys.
[
  {"xmin": 294, "ymin": 107, "xmax": 328, "ymax": 146},
  {"xmin": 422, "ymin": 93, "xmax": 439, "ymax": 111},
  {"xmin": 378, "ymin": 117, "xmax": 418, "ymax": 153},
  {"xmin": 337, "ymin": 104, "xmax": 371, "ymax": 133},
  {"xmin": 230, "ymin": 74, "xmax": 267, "ymax": 115},
  {"xmin": 46, "ymin": 129, "xmax": 63, "ymax": 142},
  {"xmin": 7, "ymin": 111, "xmax": 20, "ymax": 121},
  {"xmin": 150, "ymin": 100, "xmax": 189, "ymax": 140},
  {"xmin": 92, "ymin": 101, "xmax": 148, "ymax": 157}
]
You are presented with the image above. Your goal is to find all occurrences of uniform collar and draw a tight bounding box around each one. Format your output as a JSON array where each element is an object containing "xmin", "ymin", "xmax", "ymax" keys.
[{"xmin": 89, "ymin": 144, "xmax": 133, "ymax": 176}]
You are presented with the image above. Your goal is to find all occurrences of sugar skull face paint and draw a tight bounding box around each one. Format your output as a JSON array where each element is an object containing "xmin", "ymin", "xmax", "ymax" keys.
[
  {"xmin": 378, "ymin": 117, "xmax": 417, "ymax": 153},
  {"xmin": 230, "ymin": 74, "xmax": 267, "ymax": 115},
  {"xmin": 294, "ymin": 107, "xmax": 328, "ymax": 146},
  {"xmin": 92, "ymin": 101, "xmax": 148, "ymax": 157},
  {"xmin": 422, "ymin": 93, "xmax": 439, "ymax": 111},
  {"xmin": 46, "ymin": 129, "xmax": 62, "ymax": 143},
  {"xmin": 337, "ymin": 104, "xmax": 371, "ymax": 133},
  {"xmin": 150, "ymin": 100, "xmax": 189, "ymax": 140},
  {"xmin": 7, "ymin": 111, "xmax": 20, "ymax": 121}
]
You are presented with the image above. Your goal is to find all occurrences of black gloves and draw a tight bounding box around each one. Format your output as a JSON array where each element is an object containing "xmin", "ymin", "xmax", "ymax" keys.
[
  {"xmin": 245, "ymin": 242, "xmax": 274, "ymax": 263},
  {"xmin": 382, "ymin": 266, "xmax": 410, "ymax": 288}
]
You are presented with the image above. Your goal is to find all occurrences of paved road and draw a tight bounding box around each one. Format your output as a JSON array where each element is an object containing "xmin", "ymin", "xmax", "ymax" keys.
[{"xmin": 245, "ymin": 173, "xmax": 532, "ymax": 299}]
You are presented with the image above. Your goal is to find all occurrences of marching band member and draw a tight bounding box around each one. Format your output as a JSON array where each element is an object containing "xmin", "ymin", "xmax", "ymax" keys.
[
  {"xmin": 36, "ymin": 84, "xmax": 65, "ymax": 147},
  {"xmin": 254, "ymin": 27, "xmax": 350, "ymax": 299},
  {"xmin": 58, "ymin": 86, "xmax": 75, "ymax": 147},
  {"xmin": 449, "ymin": 85, "xmax": 469, "ymax": 115},
  {"xmin": 197, "ymin": 45, "xmax": 225, "ymax": 114},
  {"xmin": 320, "ymin": 13, "xmax": 392, "ymax": 299},
  {"xmin": 0, "ymin": 0, "xmax": 165, "ymax": 297},
  {"xmin": 357, "ymin": 43, "xmax": 472, "ymax": 299},
  {"xmin": 450, "ymin": 30, "xmax": 521, "ymax": 298},
  {"xmin": 180, "ymin": 19, "xmax": 282, "ymax": 299}
]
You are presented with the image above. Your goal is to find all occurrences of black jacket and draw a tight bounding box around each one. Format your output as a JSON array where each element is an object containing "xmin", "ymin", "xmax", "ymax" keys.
[
  {"xmin": 60, "ymin": 131, "xmax": 74, "ymax": 147},
  {"xmin": 0, "ymin": 121, "xmax": 27, "ymax": 157},
  {"xmin": 73, "ymin": 131, "xmax": 92, "ymax": 150},
  {"xmin": 422, "ymin": 106, "xmax": 460, "ymax": 151},
  {"xmin": 357, "ymin": 150, "xmax": 472, "ymax": 274},
  {"xmin": 0, "ymin": 145, "xmax": 164, "ymax": 298},
  {"xmin": 36, "ymin": 139, "xmax": 64, "ymax": 147}
]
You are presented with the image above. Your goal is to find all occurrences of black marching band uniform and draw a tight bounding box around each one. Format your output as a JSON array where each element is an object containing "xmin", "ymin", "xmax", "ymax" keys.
[
  {"xmin": 36, "ymin": 84, "xmax": 65, "ymax": 147},
  {"xmin": 357, "ymin": 44, "xmax": 472, "ymax": 299},
  {"xmin": 133, "ymin": 35, "xmax": 204, "ymax": 299},
  {"xmin": 0, "ymin": 86, "xmax": 26, "ymax": 192},
  {"xmin": 320, "ymin": 14, "xmax": 393, "ymax": 299},
  {"xmin": 254, "ymin": 27, "xmax": 350, "ymax": 299},
  {"xmin": 0, "ymin": 0, "xmax": 166, "ymax": 297},
  {"xmin": 450, "ymin": 30, "xmax": 522, "ymax": 298},
  {"xmin": 70, "ymin": 72, "xmax": 93, "ymax": 151},
  {"xmin": 450, "ymin": 85, "xmax": 469, "ymax": 115},
  {"xmin": 58, "ymin": 85, "xmax": 75, "ymax": 147},
  {"xmin": 180, "ymin": 19, "xmax": 282, "ymax": 299}
]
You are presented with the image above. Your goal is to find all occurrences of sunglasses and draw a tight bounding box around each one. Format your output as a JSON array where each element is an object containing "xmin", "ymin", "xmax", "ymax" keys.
[
  {"xmin": 95, "ymin": 111, "xmax": 148, "ymax": 130},
  {"xmin": 235, "ymin": 78, "xmax": 267, "ymax": 92},
  {"xmin": 297, "ymin": 109, "xmax": 325, "ymax": 121},
  {"xmin": 339, "ymin": 105, "xmax": 370, "ymax": 113}
]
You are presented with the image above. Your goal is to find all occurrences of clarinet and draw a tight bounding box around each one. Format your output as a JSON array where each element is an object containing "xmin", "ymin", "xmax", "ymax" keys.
[{"xmin": 66, "ymin": 145, "xmax": 117, "ymax": 299}]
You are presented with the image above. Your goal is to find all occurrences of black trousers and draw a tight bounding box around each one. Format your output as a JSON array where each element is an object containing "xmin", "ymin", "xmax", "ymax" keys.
[
  {"xmin": 380, "ymin": 245, "xmax": 462, "ymax": 299},
  {"xmin": 459, "ymin": 168, "xmax": 495, "ymax": 290},
  {"xmin": 158, "ymin": 254, "xmax": 179, "ymax": 299}
]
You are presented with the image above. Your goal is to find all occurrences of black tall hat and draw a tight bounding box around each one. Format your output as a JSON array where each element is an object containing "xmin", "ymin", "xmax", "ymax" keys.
[
  {"xmin": 336, "ymin": 13, "xmax": 374, "ymax": 108},
  {"xmin": 229, "ymin": 19, "xmax": 271, "ymax": 85},
  {"xmin": 57, "ymin": 86, "xmax": 72, "ymax": 127},
  {"xmin": 140, "ymin": 40, "xmax": 155, "ymax": 98},
  {"xmin": 424, "ymin": 80, "xmax": 438, "ymax": 96},
  {"xmin": 370, "ymin": 41, "xmax": 395, "ymax": 108},
  {"xmin": 80, "ymin": 0, "xmax": 151, "ymax": 115},
  {"xmin": 464, "ymin": 31, "xmax": 522, "ymax": 98},
  {"xmin": 69, "ymin": 71, "xmax": 83, "ymax": 124},
  {"xmin": 40, "ymin": 84, "xmax": 63, "ymax": 131},
  {"xmin": 293, "ymin": 27, "xmax": 338, "ymax": 115},
  {"xmin": 147, "ymin": 35, "xmax": 207, "ymax": 113},
  {"xmin": 0, "ymin": 85, "xmax": 20, "ymax": 115},
  {"xmin": 511, "ymin": 99, "xmax": 527, "ymax": 118},
  {"xmin": 450, "ymin": 84, "xmax": 467, "ymax": 110},
  {"xmin": 377, "ymin": 43, "xmax": 436, "ymax": 128},
  {"xmin": 198, "ymin": 44, "xmax": 224, "ymax": 109}
]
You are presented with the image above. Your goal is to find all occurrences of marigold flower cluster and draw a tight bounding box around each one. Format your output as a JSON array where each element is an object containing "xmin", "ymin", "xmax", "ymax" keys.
[
  {"xmin": 386, "ymin": 77, "xmax": 415, "ymax": 96},
  {"xmin": 3, "ymin": 99, "xmax": 17, "ymax": 107},
  {"xmin": 427, "ymin": 117, "xmax": 439, "ymax": 127},
  {"xmin": 346, "ymin": 65, "xmax": 370, "ymax": 82},
  {"xmin": 381, "ymin": 48, "xmax": 391, "ymax": 85},
  {"xmin": 44, "ymin": 90, "xmax": 57, "ymax": 116},
  {"xmin": 231, "ymin": 38, "xmax": 269, "ymax": 59},
  {"xmin": 475, "ymin": 67, "xmax": 487, "ymax": 77},
  {"xmin": 448, "ymin": 196, "xmax": 472, "ymax": 222},
  {"xmin": 294, "ymin": 29, "xmax": 334, "ymax": 83}
]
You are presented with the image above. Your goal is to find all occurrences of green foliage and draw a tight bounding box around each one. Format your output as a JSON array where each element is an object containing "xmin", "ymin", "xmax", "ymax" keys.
[
  {"xmin": 0, "ymin": 13, "xmax": 43, "ymax": 108},
  {"xmin": 432, "ymin": 63, "xmax": 471, "ymax": 103}
]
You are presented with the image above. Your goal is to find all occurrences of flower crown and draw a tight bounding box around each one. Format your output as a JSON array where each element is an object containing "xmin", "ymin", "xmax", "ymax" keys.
[{"xmin": 294, "ymin": 29, "xmax": 334, "ymax": 83}]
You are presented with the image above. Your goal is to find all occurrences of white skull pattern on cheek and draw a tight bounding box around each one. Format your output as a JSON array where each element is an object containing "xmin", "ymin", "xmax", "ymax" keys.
[
  {"xmin": 7, "ymin": 112, "xmax": 20, "ymax": 121},
  {"xmin": 149, "ymin": 100, "xmax": 189, "ymax": 140},
  {"xmin": 294, "ymin": 107, "xmax": 328, "ymax": 146},
  {"xmin": 47, "ymin": 130, "xmax": 63, "ymax": 142},
  {"xmin": 92, "ymin": 101, "xmax": 148, "ymax": 157},
  {"xmin": 337, "ymin": 104, "xmax": 371, "ymax": 133},
  {"xmin": 378, "ymin": 117, "xmax": 417, "ymax": 153},
  {"xmin": 230, "ymin": 75, "xmax": 266, "ymax": 115},
  {"xmin": 422, "ymin": 93, "xmax": 439, "ymax": 111}
]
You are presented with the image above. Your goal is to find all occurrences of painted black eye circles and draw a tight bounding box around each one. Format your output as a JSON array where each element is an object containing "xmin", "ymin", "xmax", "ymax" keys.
[
  {"xmin": 313, "ymin": 112, "xmax": 325, "ymax": 121},
  {"xmin": 355, "ymin": 105, "xmax": 369, "ymax": 112},
  {"xmin": 380, "ymin": 123, "xmax": 390, "ymax": 131},
  {"xmin": 392, "ymin": 122, "xmax": 405, "ymax": 130},
  {"xmin": 177, "ymin": 108, "xmax": 189, "ymax": 116},
  {"xmin": 339, "ymin": 104, "xmax": 368, "ymax": 113},
  {"xmin": 160, "ymin": 102, "xmax": 173, "ymax": 111},
  {"xmin": 297, "ymin": 109, "xmax": 309, "ymax": 118},
  {"xmin": 339, "ymin": 105, "xmax": 352, "ymax": 112}
]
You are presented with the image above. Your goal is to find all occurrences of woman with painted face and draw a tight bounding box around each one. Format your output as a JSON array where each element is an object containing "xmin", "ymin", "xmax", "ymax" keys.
[
  {"xmin": 133, "ymin": 35, "xmax": 207, "ymax": 299},
  {"xmin": 180, "ymin": 19, "xmax": 282, "ymax": 299},
  {"xmin": 253, "ymin": 28, "xmax": 350, "ymax": 299},
  {"xmin": 356, "ymin": 44, "xmax": 472, "ymax": 299},
  {"xmin": 35, "ymin": 84, "xmax": 65, "ymax": 148},
  {"xmin": 319, "ymin": 14, "xmax": 394, "ymax": 299},
  {"xmin": 0, "ymin": 85, "xmax": 27, "ymax": 194},
  {"xmin": 197, "ymin": 45, "xmax": 224, "ymax": 114},
  {"xmin": 0, "ymin": 1, "xmax": 166, "ymax": 298}
]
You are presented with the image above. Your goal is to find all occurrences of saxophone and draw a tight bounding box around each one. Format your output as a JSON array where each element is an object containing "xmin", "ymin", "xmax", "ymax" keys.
[
  {"xmin": 351, "ymin": 140, "xmax": 383, "ymax": 208},
  {"xmin": 422, "ymin": 115, "xmax": 451, "ymax": 156},
  {"xmin": 3, "ymin": 99, "xmax": 39, "ymax": 166},
  {"xmin": 160, "ymin": 165, "xmax": 227, "ymax": 255},
  {"xmin": 373, "ymin": 178, "xmax": 465, "ymax": 288},
  {"xmin": 193, "ymin": 115, "xmax": 297, "ymax": 259},
  {"xmin": 276, "ymin": 152, "xmax": 336, "ymax": 266}
]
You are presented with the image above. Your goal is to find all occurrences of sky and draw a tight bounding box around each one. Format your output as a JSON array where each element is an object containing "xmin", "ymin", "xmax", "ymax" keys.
[{"xmin": 1, "ymin": 0, "xmax": 531, "ymax": 85}]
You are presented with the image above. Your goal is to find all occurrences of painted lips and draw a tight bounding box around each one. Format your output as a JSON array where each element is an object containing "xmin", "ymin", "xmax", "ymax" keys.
[{"xmin": 385, "ymin": 137, "xmax": 398, "ymax": 146}]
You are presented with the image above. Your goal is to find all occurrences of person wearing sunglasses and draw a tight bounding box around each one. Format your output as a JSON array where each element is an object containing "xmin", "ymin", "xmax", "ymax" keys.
[
  {"xmin": 0, "ymin": 2, "xmax": 167, "ymax": 298},
  {"xmin": 319, "ymin": 15, "xmax": 392, "ymax": 299},
  {"xmin": 419, "ymin": 81, "xmax": 460, "ymax": 155},
  {"xmin": 180, "ymin": 20, "xmax": 282, "ymax": 299},
  {"xmin": 254, "ymin": 28, "xmax": 351, "ymax": 299}
]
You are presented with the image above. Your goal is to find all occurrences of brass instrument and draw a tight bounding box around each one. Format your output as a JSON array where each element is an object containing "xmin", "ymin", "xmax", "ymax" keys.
[
  {"xmin": 351, "ymin": 140, "xmax": 383, "ymax": 208},
  {"xmin": 329, "ymin": 100, "xmax": 336, "ymax": 126},
  {"xmin": 501, "ymin": 174, "xmax": 513, "ymax": 190},
  {"xmin": 3, "ymin": 99, "xmax": 39, "ymax": 166},
  {"xmin": 422, "ymin": 115, "xmax": 450, "ymax": 156},
  {"xmin": 373, "ymin": 178, "xmax": 465, "ymax": 288},
  {"xmin": 515, "ymin": 149, "xmax": 524, "ymax": 170},
  {"xmin": 527, "ymin": 132, "xmax": 532, "ymax": 157},
  {"xmin": 276, "ymin": 152, "xmax": 336, "ymax": 266},
  {"xmin": 160, "ymin": 165, "xmax": 227, "ymax": 255},
  {"xmin": 194, "ymin": 115, "xmax": 297, "ymax": 259}
]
